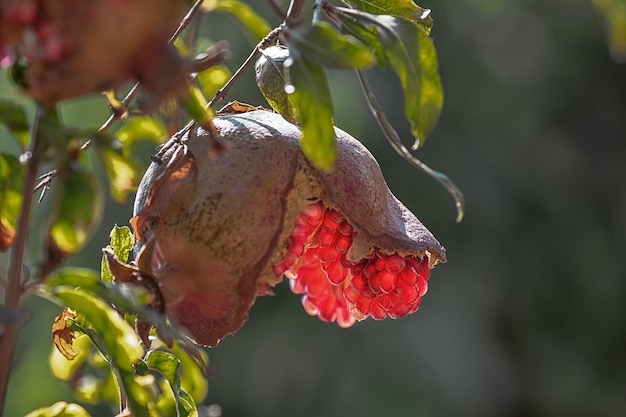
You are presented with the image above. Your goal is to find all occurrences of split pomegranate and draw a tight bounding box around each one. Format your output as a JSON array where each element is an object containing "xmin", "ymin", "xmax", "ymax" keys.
[{"xmin": 131, "ymin": 105, "xmax": 446, "ymax": 347}]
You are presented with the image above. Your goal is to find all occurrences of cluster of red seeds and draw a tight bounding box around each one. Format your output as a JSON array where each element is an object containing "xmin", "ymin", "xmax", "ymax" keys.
[{"xmin": 275, "ymin": 202, "xmax": 431, "ymax": 325}]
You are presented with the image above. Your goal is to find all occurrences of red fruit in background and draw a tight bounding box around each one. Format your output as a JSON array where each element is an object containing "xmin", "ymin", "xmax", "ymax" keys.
[{"xmin": 131, "ymin": 105, "xmax": 446, "ymax": 347}]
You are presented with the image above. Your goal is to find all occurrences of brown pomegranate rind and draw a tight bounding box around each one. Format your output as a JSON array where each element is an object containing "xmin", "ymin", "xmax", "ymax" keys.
[{"xmin": 132, "ymin": 107, "xmax": 445, "ymax": 346}]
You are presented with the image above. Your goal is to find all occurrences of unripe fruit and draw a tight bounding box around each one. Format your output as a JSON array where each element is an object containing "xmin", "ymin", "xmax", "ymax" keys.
[
  {"xmin": 255, "ymin": 46, "xmax": 298, "ymax": 124},
  {"xmin": 132, "ymin": 106, "xmax": 445, "ymax": 346}
]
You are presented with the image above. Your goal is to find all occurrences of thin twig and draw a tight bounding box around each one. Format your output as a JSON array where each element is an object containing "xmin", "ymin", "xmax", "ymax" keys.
[{"xmin": 0, "ymin": 107, "xmax": 45, "ymax": 414}]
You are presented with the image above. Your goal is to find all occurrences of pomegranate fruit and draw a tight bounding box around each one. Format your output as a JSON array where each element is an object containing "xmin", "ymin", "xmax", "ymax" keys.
[{"xmin": 131, "ymin": 104, "xmax": 446, "ymax": 347}]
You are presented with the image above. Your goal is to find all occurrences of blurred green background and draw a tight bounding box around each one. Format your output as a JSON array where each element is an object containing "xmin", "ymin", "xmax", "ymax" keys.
[{"xmin": 2, "ymin": 0, "xmax": 626, "ymax": 416}]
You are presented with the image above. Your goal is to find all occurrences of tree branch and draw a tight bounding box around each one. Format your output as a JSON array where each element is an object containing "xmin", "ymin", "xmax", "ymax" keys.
[{"xmin": 0, "ymin": 107, "xmax": 45, "ymax": 414}]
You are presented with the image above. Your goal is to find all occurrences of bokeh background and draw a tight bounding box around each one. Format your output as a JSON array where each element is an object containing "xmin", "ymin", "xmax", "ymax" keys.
[{"xmin": 2, "ymin": 0, "xmax": 626, "ymax": 416}]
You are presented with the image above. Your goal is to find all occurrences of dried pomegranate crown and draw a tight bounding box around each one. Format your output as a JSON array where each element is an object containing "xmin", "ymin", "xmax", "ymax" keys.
[{"xmin": 131, "ymin": 104, "xmax": 445, "ymax": 347}]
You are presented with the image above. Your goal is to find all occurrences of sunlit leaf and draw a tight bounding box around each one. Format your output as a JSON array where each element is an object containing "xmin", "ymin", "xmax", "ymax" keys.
[
  {"xmin": 49, "ymin": 332, "xmax": 92, "ymax": 380},
  {"xmin": 24, "ymin": 401, "xmax": 91, "ymax": 417},
  {"xmin": 201, "ymin": 0, "xmax": 271, "ymax": 41},
  {"xmin": 51, "ymin": 307, "xmax": 80, "ymax": 360},
  {"xmin": 101, "ymin": 225, "xmax": 135, "ymax": 283},
  {"xmin": 99, "ymin": 148, "xmax": 144, "ymax": 203},
  {"xmin": 0, "ymin": 99, "xmax": 29, "ymax": 147},
  {"xmin": 42, "ymin": 286, "xmax": 145, "ymax": 370},
  {"xmin": 179, "ymin": 84, "xmax": 216, "ymax": 134},
  {"xmin": 0, "ymin": 153, "xmax": 24, "ymax": 251},
  {"xmin": 115, "ymin": 116, "xmax": 167, "ymax": 151},
  {"xmin": 48, "ymin": 165, "xmax": 104, "ymax": 255},
  {"xmin": 285, "ymin": 22, "xmax": 375, "ymax": 68},
  {"xmin": 285, "ymin": 54, "xmax": 336, "ymax": 171},
  {"xmin": 197, "ymin": 65, "xmax": 231, "ymax": 98},
  {"xmin": 335, "ymin": 8, "xmax": 443, "ymax": 146},
  {"xmin": 340, "ymin": 0, "xmax": 434, "ymax": 33}
]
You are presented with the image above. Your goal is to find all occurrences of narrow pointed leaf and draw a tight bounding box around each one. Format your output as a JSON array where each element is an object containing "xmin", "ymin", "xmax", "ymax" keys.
[
  {"xmin": 340, "ymin": 0, "xmax": 434, "ymax": 33},
  {"xmin": 201, "ymin": 0, "xmax": 271, "ymax": 41},
  {"xmin": 0, "ymin": 154, "xmax": 24, "ymax": 251},
  {"xmin": 286, "ymin": 22, "xmax": 375, "ymax": 68},
  {"xmin": 286, "ymin": 54, "xmax": 336, "ymax": 171}
]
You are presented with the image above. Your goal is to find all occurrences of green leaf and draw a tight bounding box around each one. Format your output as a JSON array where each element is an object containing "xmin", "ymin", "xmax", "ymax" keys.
[
  {"xmin": 0, "ymin": 153, "xmax": 24, "ymax": 251},
  {"xmin": 286, "ymin": 54, "xmax": 336, "ymax": 171},
  {"xmin": 48, "ymin": 165, "xmax": 104, "ymax": 254},
  {"xmin": 44, "ymin": 267, "xmax": 152, "ymax": 311},
  {"xmin": 24, "ymin": 401, "xmax": 91, "ymax": 417},
  {"xmin": 197, "ymin": 65, "xmax": 231, "ymax": 98},
  {"xmin": 0, "ymin": 99, "xmax": 29, "ymax": 147},
  {"xmin": 101, "ymin": 225, "xmax": 135, "ymax": 283},
  {"xmin": 48, "ymin": 334, "xmax": 92, "ymax": 380},
  {"xmin": 340, "ymin": 0, "xmax": 433, "ymax": 33},
  {"xmin": 42, "ymin": 286, "xmax": 145, "ymax": 370},
  {"xmin": 201, "ymin": 0, "xmax": 272, "ymax": 41},
  {"xmin": 179, "ymin": 84, "xmax": 216, "ymax": 133},
  {"xmin": 337, "ymin": 9, "xmax": 443, "ymax": 146},
  {"xmin": 286, "ymin": 22, "xmax": 375, "ymax": 68},
  {"xmin": 99, "ymin": 148, "xmax": 144, "ymax": 203},
  {"xmin": 115, "ymin": 116, "xmax": 167, "ymax": 151}
]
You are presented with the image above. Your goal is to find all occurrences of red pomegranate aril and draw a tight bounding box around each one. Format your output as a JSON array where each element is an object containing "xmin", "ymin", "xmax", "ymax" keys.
[
  {"xmin": 351, "ymin": 275, "xmax": 367, "ymax": 292},
  {"xmin": 302, "ymin": 296, "xmax": 319, "ymax": 316},
  {"xmin": 370, "ymin": 301, "xmax": 387, "ymax": 320},
  {"xmin": 337, "ymin": 307, "xmax": 356, "ymax": 328},
  {"xmin": 399, "ymin": 266, "xmax": 418, "ymax": 285},
  {"xmin": 344, "ymin": 285, "xmax": 360, "ymax": 304},
  {"xmin": 335, "ymin": 235, "xmax": 352, "ymax": 254},
  {"xmin": 385, "ymin": 255, "xmax": 406, "ymax": 273},
  {"xmin": 378, "ymin": 294, "xmax": 391, "ymax": 310},
  {"xmin": 338, "ymin": 222, "xmax": 353, "ymax": 236},
  {"xmin": 389, "ymin": 303, "xmax": 411, "ymax": 319},
  {"xmin": 363, "ymin": 263, "xmax": 378, "ymax": 279},
  {"xmin": 378, "ymin": 270, "xmax": 397, "ymax": 294},
  {"xmin": 316, "ymin": 228, "xmax": 336, "ymax": 248},
  {"xmin": 319, "ymin": 247, "xmax": 339, "ymax": 263},
  {"xmin": 322, "ymin": 215, "xmax": 340, "ymax": 233},
  {"xmin": 324, "ymin": 260, "xmax": 348, "ymax": 285},
  {"xmin": 367, "ymin": 274, "xmax": 381, "ymax": 293},
  {"xmin": 356, "ymin": 296, "xmax": 373, "ymax": 314},
  {"xmin": 375, "ymin": 256, "xmax": 387, "ymax": 271}
]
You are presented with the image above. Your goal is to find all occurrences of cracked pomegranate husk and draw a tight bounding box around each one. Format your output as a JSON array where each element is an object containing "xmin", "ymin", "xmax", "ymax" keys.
[{"xmin": 131, "ymin": 105, "xmax": 446, "ymax": 347}]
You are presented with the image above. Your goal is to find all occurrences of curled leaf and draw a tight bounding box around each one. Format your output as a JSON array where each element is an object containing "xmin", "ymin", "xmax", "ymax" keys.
[
  {"xmin": 24, "ymin": 402, "xmax": 91, "ymax": 417},
  {"xmin": 52, "ymin": 307, "xmax": 79, "ymax": 360}
]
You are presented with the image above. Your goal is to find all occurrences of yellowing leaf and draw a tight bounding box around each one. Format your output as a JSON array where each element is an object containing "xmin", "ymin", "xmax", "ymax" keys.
[
  {"xmin": 341, "ymin": 0, "xmax": 434, "ymax": 33},
  {"xmin": 100, "ymin": 149, "xmax": 144, "ymax": 203},
  {"xmin": 197, "ymin": 65, "xmax": 231, "ymax": 98}
]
